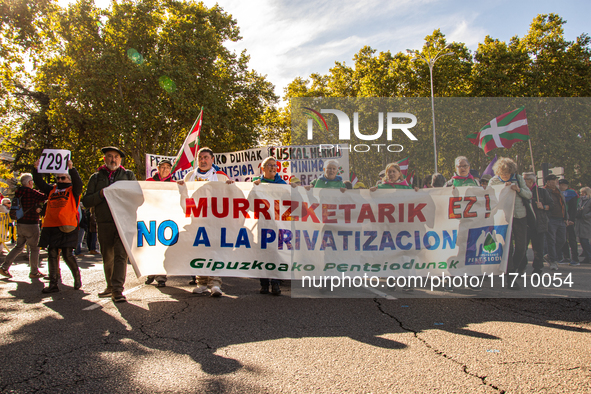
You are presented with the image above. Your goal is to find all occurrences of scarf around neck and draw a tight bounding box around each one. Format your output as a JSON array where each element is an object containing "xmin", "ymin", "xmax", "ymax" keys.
[
  {"xmin": 451, "ymin": 173, "xmax": 475, "ymax": 181},
  {"xmin": 496, "ymin": 173, "xmax": 517, "ymax": 183},
  {"xmin": 318, "ymin": 175, "xmax": 343, "ymax": 184},
  {"xmin": 383, "ymin": 178, "xmax": 409, "ymax": 187},
  {"xmin": 193, "ymin": 166, "xmax": 218, "ymax": 181},
  {"xmin": 98, "ymin": 165, "xmax": 126, "ymax": 184}
]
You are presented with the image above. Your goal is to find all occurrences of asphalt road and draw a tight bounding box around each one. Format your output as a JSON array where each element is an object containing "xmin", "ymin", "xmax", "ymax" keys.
[{"xmin": 1, "ymin": 248, "xmax": 590, "ymax": 393}]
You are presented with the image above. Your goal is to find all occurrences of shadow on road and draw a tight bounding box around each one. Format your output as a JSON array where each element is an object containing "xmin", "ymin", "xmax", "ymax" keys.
[{"xmin": 1, "ymin": 277, "xmax": 590, "ymax": 392}]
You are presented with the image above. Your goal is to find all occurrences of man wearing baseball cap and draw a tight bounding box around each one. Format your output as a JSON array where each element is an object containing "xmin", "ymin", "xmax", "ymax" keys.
[
  {"xmin": 148, "ymin": 158, "xmax": 173, "ymax": 182},
  {"xmin": 82, "ymin": 146, "xmax": 136, "ymax": 302}
]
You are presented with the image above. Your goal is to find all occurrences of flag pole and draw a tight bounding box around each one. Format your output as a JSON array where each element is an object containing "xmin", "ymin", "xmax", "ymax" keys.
[
  {"xmin": 191, "ymin": 107, "xmax": 204, "ymax": 170},
  {"xmin": 528, "ymin": 139, "xmax": 540, "ymax": 203}
]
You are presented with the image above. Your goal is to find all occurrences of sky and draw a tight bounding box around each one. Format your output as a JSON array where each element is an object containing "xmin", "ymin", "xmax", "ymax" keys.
[{"xmin": 60, "ymin": 0, "xmax": 590, "ymax": 99}]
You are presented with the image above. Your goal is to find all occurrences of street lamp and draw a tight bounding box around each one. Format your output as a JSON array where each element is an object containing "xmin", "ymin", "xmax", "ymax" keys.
[{"xmin": 406, "ymin": 44, "xmax": 454, "ymax": 174}]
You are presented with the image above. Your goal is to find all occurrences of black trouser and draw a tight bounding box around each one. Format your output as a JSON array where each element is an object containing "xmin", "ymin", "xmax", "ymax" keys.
[
  {"xmin": 98, "ymin": 223, "xmax": 128, "ymax": 294},
  {"xmin": 47, "ymin": 247, "xmax": 80, "ymax": 287},
  {"xmin": 260, "ymin": 278, "xmax": 280, "ymax": 287},
  {"xmin": 561, "ymin": 224, "xmax": 578, "ymax": 262},
  {"xmin": 521, "ymin": 226, "xmax": 545, "ymax": 272},
  {"xmin": 509, "ymin": 217, "xmax": 528, "ymax": 273}
]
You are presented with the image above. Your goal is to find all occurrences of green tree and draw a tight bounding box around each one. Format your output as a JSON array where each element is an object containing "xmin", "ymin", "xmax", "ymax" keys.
[
  {"xmin": 282, "ymin": 15, "xmax": 591, "ymax": 187},
  {"xmin": 0, "ymin": 0, "xmax": 277, "ymax": 181},
  {"xmin": 523, "ymin": 14, "xmax": 591, "ymax": 97},
  {"xmin": 285, "ymin": 30, "xmax": 474, "ymax": 186},
  {"xmin": 471, "ymin": 36, "xmax": 530, "ymax": 97}
]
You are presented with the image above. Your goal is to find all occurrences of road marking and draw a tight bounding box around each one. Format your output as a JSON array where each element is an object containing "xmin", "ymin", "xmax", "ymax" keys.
[
  {"xmin": 83, "ymin": 284, "xmax": 145, "ymax": 310},
  {"xmin": 365, "ymin": 287, "xmax": 397, "ymax": 300}
]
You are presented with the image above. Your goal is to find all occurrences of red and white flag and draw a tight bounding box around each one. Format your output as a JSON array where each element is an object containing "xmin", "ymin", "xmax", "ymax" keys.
[
  {"xmin": 397, "ymin": 157, "xmax": 409, "ymax": 177},
  {"xmin": 350, "ymin": 171, "xmax": 359, "ymax": 186},
  {"xmin": 467, "ymin": 106, "xmax": 529, "ymax": 154},
  {"xmin": 405, "ymin": 170, "xmax": 414, "ymax": 186},
  {"xmin": 171, "ymin": 109, "xmax": 203, "ymax": 173}
]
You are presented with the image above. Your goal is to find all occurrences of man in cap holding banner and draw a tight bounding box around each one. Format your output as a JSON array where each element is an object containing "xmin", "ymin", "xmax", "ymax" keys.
[{"xmin": 82, "ymin": 147, "xmax": 136, "ymax": 302}]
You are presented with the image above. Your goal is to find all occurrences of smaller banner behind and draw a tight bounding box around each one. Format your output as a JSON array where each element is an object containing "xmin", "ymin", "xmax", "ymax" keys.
[{"xmin": 146, "ymin": 145, "xmax": 349, "ymax": 185}]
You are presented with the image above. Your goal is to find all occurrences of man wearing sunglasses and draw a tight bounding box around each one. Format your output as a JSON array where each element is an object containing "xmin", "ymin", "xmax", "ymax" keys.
[{"xmin": 33, "ymin": 160, "xmax": 83, "ymax": 293}]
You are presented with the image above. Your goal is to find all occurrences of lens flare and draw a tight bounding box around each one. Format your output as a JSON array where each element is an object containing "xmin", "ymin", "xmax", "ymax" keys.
[
  {"xmin": 158, "ymin": 76, "xmax": 177, "ymax": 93},
  {"xmin": 127, "ymin": 48, "xmax": 144, "ymax": 65}
]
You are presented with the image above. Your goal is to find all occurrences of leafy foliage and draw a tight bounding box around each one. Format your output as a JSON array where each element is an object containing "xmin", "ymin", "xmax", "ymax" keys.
[
  {"xmin": 283, "ymin": 14, "xmax": 591, "ymax": 187},
  {"xmin": 0, "ymin": 0, "xmax": 277, "ymax": 181}
]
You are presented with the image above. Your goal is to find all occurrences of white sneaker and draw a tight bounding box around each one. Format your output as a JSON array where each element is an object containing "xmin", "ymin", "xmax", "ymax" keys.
[
  {"xmin": 550, "ymin": 262, "xmax": 559, "ymax": 271},
  {"xmin": 210, "ymin": 286, "xmax": 222, "ymax": 297},
  {"xmin": 192, "ymin": 285, "xmax": 209, "ymax": 294}
]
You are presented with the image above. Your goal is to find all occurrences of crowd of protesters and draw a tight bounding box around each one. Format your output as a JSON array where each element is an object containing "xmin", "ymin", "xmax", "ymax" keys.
[
  {"xmin": 1, "ymin": 148, "xmax": 589, "ymax": 300},
  {"xmin": 416, "ymin": 155, "xmax": 590, "ymax": 290}
]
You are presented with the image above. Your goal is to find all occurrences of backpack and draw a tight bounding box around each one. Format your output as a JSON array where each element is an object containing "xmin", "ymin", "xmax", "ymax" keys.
[
  {"xmin": 9, "ymin": 196, "xmax": 23, "ymax": 221},
  {"xmin": 9, "ymin": 195, "xmax": 34, "ymax": 221}
]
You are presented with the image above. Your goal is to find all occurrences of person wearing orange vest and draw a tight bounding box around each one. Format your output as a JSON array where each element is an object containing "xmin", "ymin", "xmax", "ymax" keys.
[{"xmin": 33, "ymin": 159, "xmax": 83, "ymax": 293}]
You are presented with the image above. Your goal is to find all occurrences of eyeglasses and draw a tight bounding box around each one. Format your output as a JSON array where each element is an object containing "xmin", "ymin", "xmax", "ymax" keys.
[
  {"xmin": 56, "ymin": 176, "xmax": 68, "ymax": 181},
  {"xmin": 457, "ymin": 165, "xmax": 470, "ymax": 169}
]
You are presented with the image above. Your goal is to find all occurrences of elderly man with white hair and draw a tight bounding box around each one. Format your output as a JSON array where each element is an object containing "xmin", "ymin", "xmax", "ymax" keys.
[
  {"xmin": 304, "ymin": 159, "xmax": 347, "ymax": 192},
  {"xmin": 0, "ymin": 198, "xmax": 10, "ymax": 214},
  {"xmin": 0, "ymin": 173, "xmax": 47, "ymax": 279}
]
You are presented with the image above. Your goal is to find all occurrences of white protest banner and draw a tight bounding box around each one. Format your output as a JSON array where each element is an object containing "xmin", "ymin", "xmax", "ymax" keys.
[
  {"xmin": 213, "ymin": 145, "xmax": 350, "ymax": 184},
  {"xmin": 104, "ymin": 182, "xmax": 514, "ymax": 279},
  {"xmin": 147, "ymin": 149, "xmax": 267, "ymax": 182},
  {"xmin": 147, "ymin": 145, "xmax": 349, "ymax": 184},
  {"xmin": 38, "ymin": 149, "xmax": 71, "ymax": 174},
  {"xmin": 269, "ymin": 145, "xmax": 349, "ymax": 186},
  {"xmin": 214, "ymin": 147, "xmax": 268, "ymax": 182}
]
